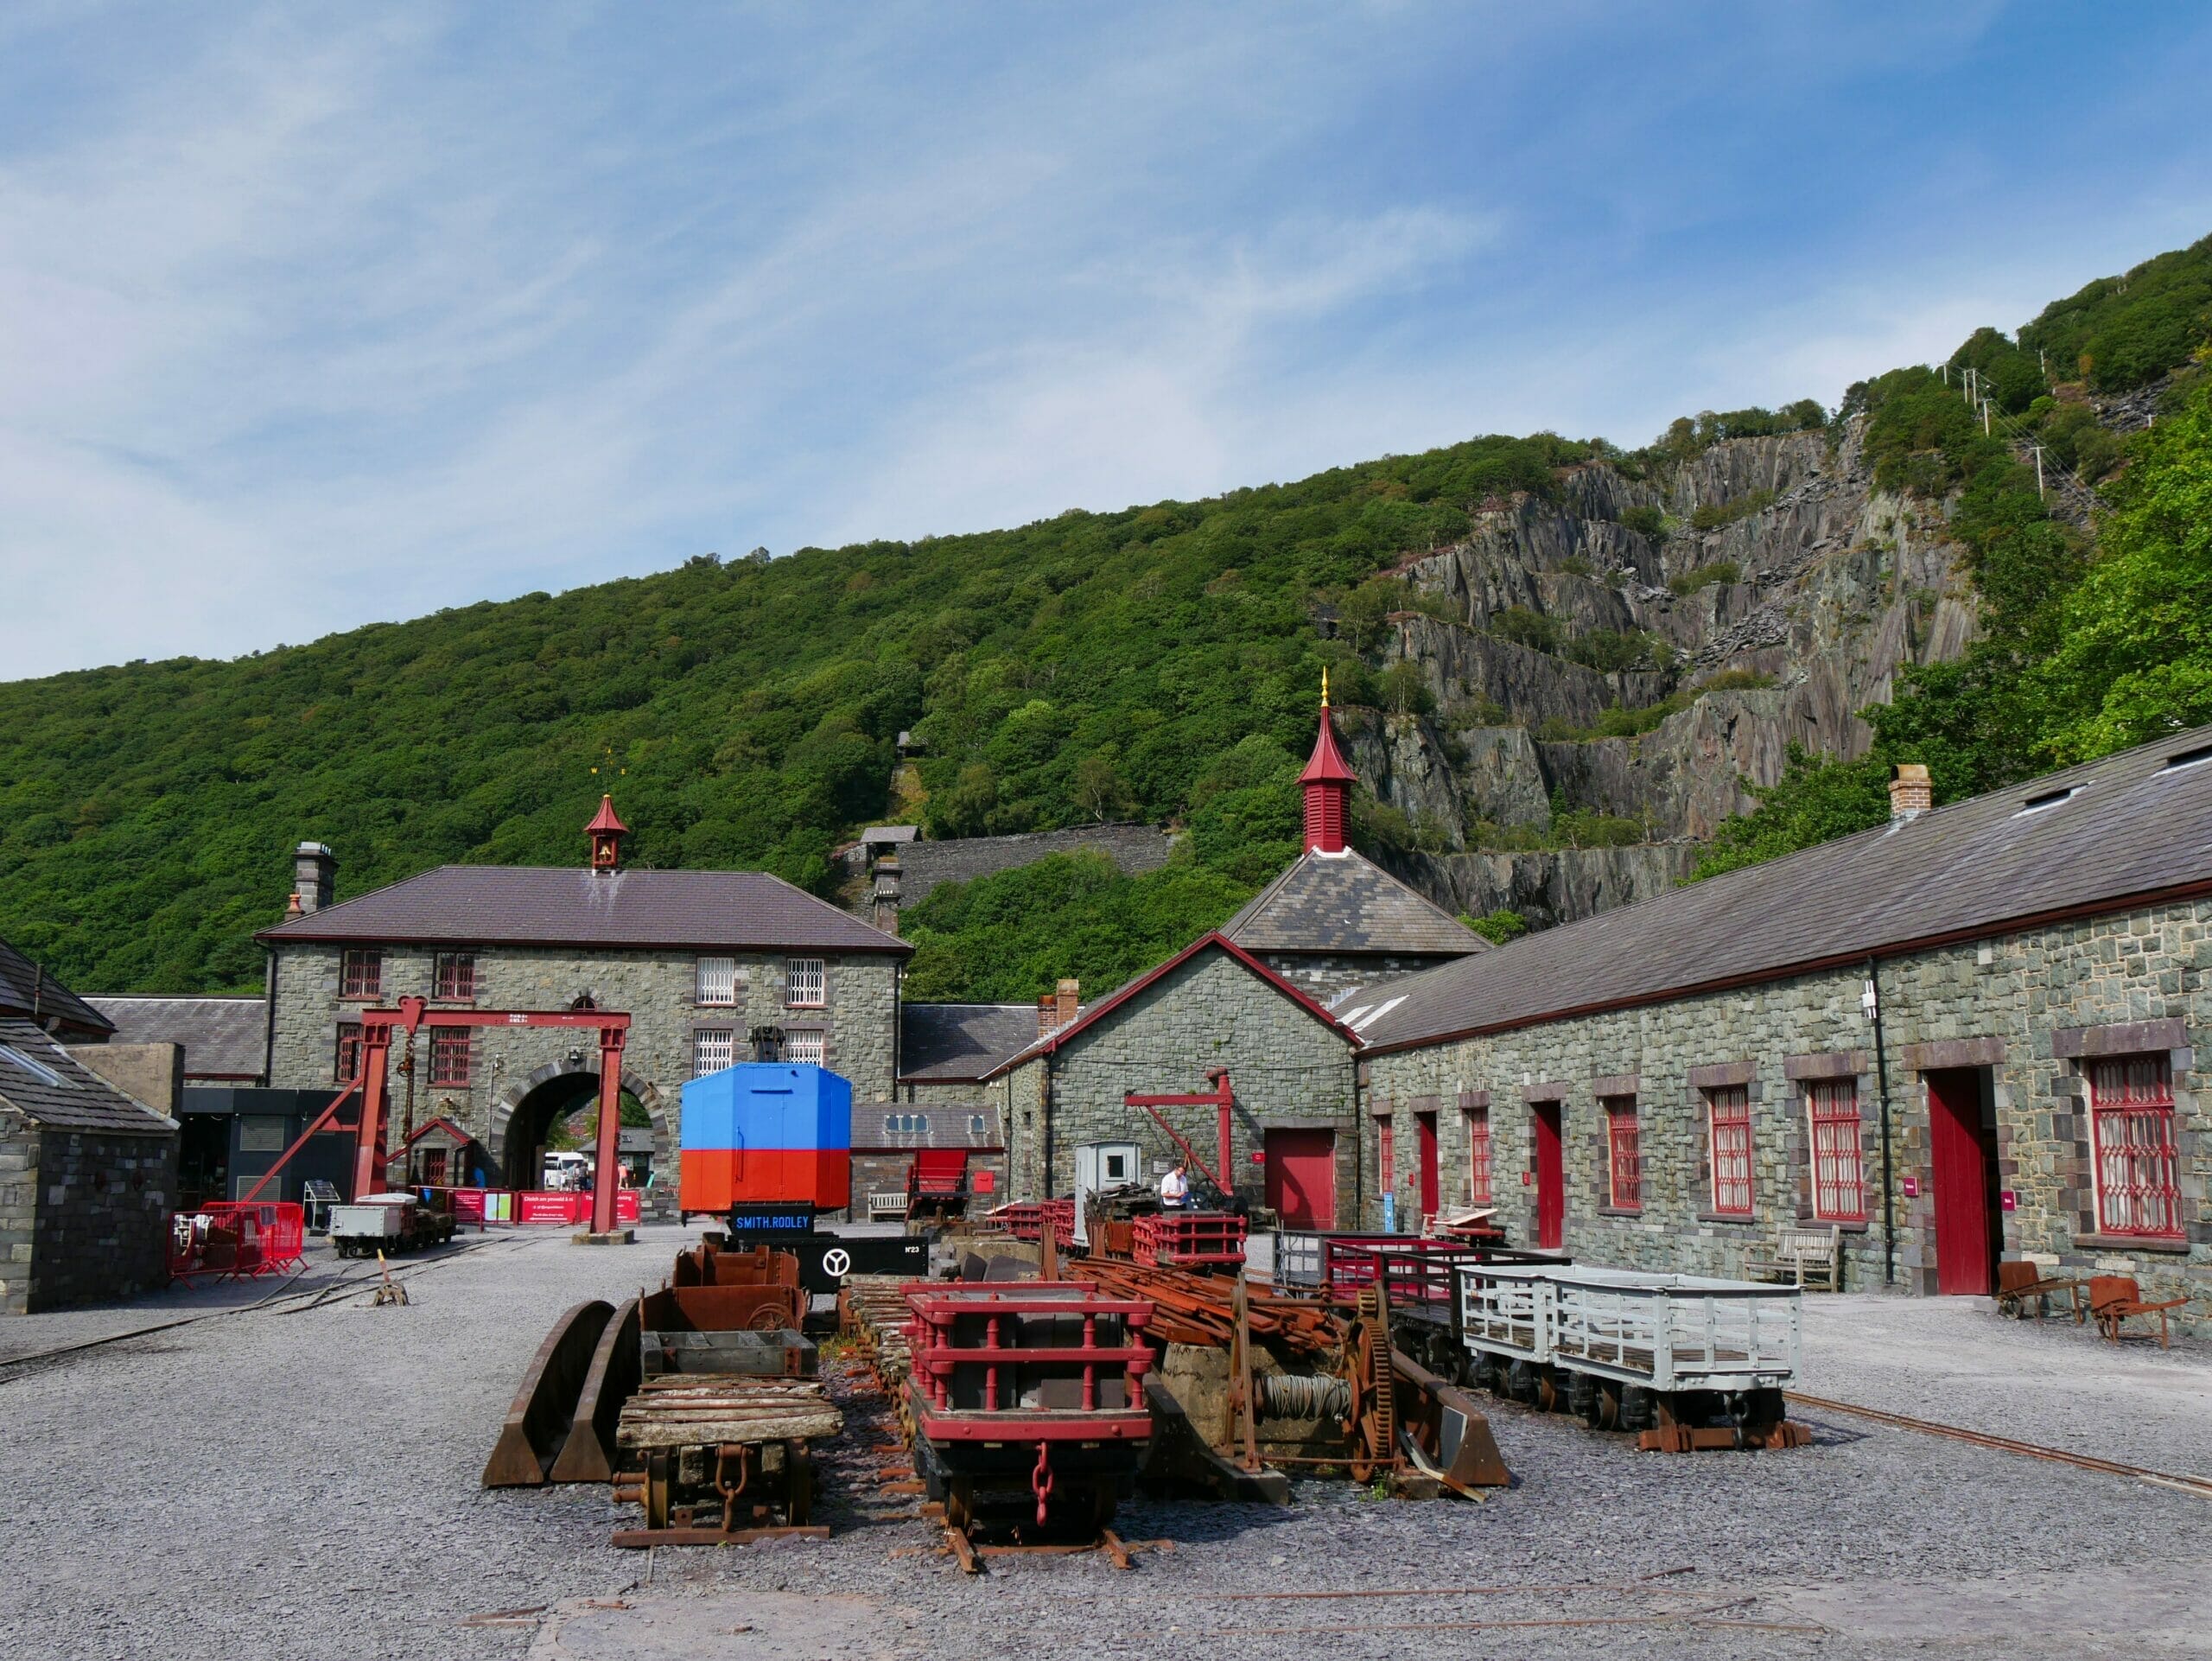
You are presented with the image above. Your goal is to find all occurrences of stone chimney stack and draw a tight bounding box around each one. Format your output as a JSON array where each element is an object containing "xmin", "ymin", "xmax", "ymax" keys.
[
  {"xmin": 1889, "ymin": 764, "xmax": 1932, "ymax": 821},
  {"xmin": 871, "ymin": 853, "xmax": 902, "ymax": 936},
  {"xmin": 1055, "ymin": 977, "xmax": 1080, "ymax": 1031},
  {"xmin": 292, "ymin": 842, "xmax": 337, "ymax": 915}
]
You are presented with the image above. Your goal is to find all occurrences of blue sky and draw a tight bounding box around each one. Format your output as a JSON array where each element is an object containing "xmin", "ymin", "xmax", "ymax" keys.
[{"xmin": 4, "ymin": 3, "xmax": 2210, "ymax": 679}]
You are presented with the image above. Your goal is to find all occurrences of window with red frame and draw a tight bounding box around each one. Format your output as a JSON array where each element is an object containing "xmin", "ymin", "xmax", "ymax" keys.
[
  {"xmin": 1807, "ymin": 1078, "xmax": 1866, "ymax": 1223},
  {"xmin": 2089, "ymin": 1053, "xmax": 2183, "ymax": 1238},
  {"xmin": 429, "ymin": 1027, "xmax": 471, "ymax": 1087},
  {"xmin": 334, "ymin": 1021, "xmax": 363, "ymax": 1083},
  {"xmin": 1707, "ymin": 1085, "xmax": 1754, "ymax": 1215},
  {"xmin": 340, "ymin": 947, "xmax": 382, "ymax": 1000},
  {"xmin": 1377, "ymin": 1115, "xmax": 1395, "ymax": 1193},
  {"xmin": 1604, "ymin": 1097, "xmax": 1642, "ymax": 1209},
  {"xmin": 1465, "ymin": 1107, "xmax": 1492, "ymax": 1205},
  {"xmin": 433, "ymin": 951, "xmax": 477, "ymax": 1001}
]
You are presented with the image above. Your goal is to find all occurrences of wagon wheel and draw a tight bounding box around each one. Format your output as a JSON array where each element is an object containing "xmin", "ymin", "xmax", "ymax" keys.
[
  {"xmin": 645, "ymin": 1451, "xmax": 672, "ymax": 1532},
  {"xmin": 748, "ymin": 1303, "xmax": 790, "ymax": 1333}
]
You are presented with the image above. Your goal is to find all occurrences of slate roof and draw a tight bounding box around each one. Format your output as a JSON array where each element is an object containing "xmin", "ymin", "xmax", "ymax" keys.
[
  {"xmin": 86, "ymin": 996, "xmax": 268, "ymax": 1080},
  {"xmin": 257, "ymin": 866, "xmax": 910, "ymax": 954},
  {"xmin": 1361, "ymin": 724, "xmax": 2212, "ymax": 1053},
  {"xmin": 900, "ymin": 1003, "xmax": 1040, "ymax": 1082},
  {"xmin": 1221, "ymin": 849, "xmax": 1490, "ymax": 958},
  {"xmin": 0, "ymin": 1018, "xmax": 176, "ymax": 1135},
  {"xmin": 0, "ymin": 940, "xmax": 111, "ymax": 1037}
]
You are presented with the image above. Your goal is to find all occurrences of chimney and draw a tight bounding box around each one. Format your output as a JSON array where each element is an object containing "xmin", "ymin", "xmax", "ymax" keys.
[
  {"xmin": 292, "ymin": 842, "xmax": 337, "ymax": 914},
  {"xmin": 1889, "ymin": 763, "xmax": 1932, "ymax": 821},
  {"xmin": 1055, "ymin": 977, "xmax": 1080, "ymax": 1032},
  {"xmin": 1037, "ymin": 996, "xmax": 1058, "ymax": 1040},
  {"xmin": 872, "ymin": 853, "xmax": 902, "ymax": 936}
]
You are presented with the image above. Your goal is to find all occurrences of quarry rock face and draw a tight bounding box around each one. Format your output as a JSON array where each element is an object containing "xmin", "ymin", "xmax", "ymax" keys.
[{"xmin": 1356, "ymin": 415, "xmax": 1981, "ymax": 924}]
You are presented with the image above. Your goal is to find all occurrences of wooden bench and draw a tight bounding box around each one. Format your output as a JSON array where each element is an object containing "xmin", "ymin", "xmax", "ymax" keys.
[
  {"xmin": 2088, "ymin": 1276, "xmax": 2190, "ymax": 1349},
  {"xmin": 1747, "ymin": 1224, "xmax": 1841, "ymax": 1290},
  {"xmin": 866, "ymin": 1192, "xmax": 912, "ymax": 1222},
  {"xmin": 1993, "ymin": 1258, "xmax": 2086, "ymax": 1323}
]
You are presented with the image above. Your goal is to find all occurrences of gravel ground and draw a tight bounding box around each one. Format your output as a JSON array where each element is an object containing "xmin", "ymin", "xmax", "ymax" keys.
[{"xmin": 3, "ymin": 1231, "xmax": 2208, "ymax": 1661}]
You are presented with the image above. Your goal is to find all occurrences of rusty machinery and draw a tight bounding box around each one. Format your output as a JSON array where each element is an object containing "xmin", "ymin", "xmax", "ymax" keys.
[{"xmin": 243, "ymin": 996, "xmax": 633, "ymax": 1238}]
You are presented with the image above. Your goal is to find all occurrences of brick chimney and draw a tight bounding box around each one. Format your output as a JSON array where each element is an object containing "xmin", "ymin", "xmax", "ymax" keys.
[
  {"xmin": 1036, "ymin": 978, "xmax": 1082, "ymax": 1040},
  {"xmin": 1889, "ymin": 763, "xmax": 1932, "ymax": 821},
  {"xmin": 291, "ymin": 842, "xmax": 336, "ymax": 915},
  {"xmin": 871, "ymin": 853, "xmax": 902, "ymax": 936}
]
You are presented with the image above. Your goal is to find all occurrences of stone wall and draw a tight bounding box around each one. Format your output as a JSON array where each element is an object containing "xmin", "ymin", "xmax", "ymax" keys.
[
  {"xmin": 879, "ymin": 824, "xmax": 1178, "ymax": 910},
  {"xmin": 1364, "ymin": 897, "xmax": 2212, "ymax": 1329},
  {"xmin": 1252, "ymin": 951, "xmax": 1466, "ymax": 1003},
  {"xmin": 0, "ymin": 1123, "xmax": 177, "ymax": 1315},
  {"xmin": 267, "ymin": 941, "xmax": 899, "ymax": 1213},
  {"xmin": 1004, "ymin": 948, "xmax": 1360, "ymax": 1224},
  {"xmin": 65, "ymin": 1043, "xmax": 185, "ymax": 1116}
]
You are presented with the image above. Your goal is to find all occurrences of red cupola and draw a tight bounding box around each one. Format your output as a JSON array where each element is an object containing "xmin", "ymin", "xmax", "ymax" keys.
[
  {"xmin": 1299, "ymin": 671, "xmax": 1357, "ymax": 854},
  {"xmin": 585, "ymin": 794, "xmax": 630, "ymax": 873}
]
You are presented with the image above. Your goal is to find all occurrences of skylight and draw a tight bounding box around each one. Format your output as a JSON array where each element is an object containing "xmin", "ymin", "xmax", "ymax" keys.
[
  {"xmin": 0, "ymin": 1043, "xmax": 68, "ymax": 1089},
  {"xmin": 2018, "ymin": 784, "xmax": 2083, "ymax": 815},
  {"xmin": 2163, "ymin": 743, "xmax": 2212, "ymax": 772}
]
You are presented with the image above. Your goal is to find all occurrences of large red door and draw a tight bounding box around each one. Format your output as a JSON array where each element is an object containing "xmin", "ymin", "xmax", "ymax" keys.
[
  {"xmin": 1415, "ymin": 1111, "xmax": 1440, "ymax": 1219},
  {"xmin": 1263, "ymin": 1128, "xmax": 1336, "ymax": 1229},
  {"xmin": 1533, "ymin": 1102, "xmax": 1563, "ymax": 1250},
  {"xmin": 1928, "ymin": 1068, "xmax": 1997, "ymax": 1295}
]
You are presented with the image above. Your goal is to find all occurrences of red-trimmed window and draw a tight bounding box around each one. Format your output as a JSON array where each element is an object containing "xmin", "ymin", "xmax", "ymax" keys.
[
  {"xmin": 434, "ymin": 951, "xmax": 477, "ymax": 1001},
  {"xmin": 1465, "ymin": 1108, "xmax": 1492, "ymax": 1206},
  {"xmin": 1808, "ymin": 1078, "xmax": 1866, "ymax": 1223},
  {"xmin": 1707, "ymin": 1085, "xmax": 1754, "ymax": 1216},
  {"xmin": 340, "ymin": 947, "xmax": 382, "ymax": 1000},
  {"xmin": 1377, "ymin": 1116, "xmax": 1395, "ymax": 1194},
  {"xmin": 334, "ymin": 1021, "xmax": 363, "ymax": 1083},
  {"xmin": 1604, "ymin": 1097, "xmax": 1641, "ymax": 1209},
  {"xmin": 2089, "ymin": 1054, "xmax": 2183, "ymax": 1239},
  {"xmin": 429, "ymin": 1027, "xmax": 471, "ymax": 1087}
]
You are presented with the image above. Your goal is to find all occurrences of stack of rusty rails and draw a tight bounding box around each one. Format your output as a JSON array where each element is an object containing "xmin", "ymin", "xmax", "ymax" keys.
[
  {"xmin": 610, "ymin": 1376, "xmax": 842, "ymax": 1547},
  {"xmin": 1131, "ymin": 1210, "xmax": 1248, "ymax": 1270},
  {"xmin": 1072, "ymin": 1257, "xmax": 1342, "ymax": 1353},
  {"xmin": 904, "ymin": 1280, "xmax": 1158, "ymax": 1572},
  {"xmin": 1453, "ymin": 1261, "xmax": 1809, "ymax": 1452},
  {"xmin": 838, "ymin": 1274, "xmax": 918, "ymax": 1414}
]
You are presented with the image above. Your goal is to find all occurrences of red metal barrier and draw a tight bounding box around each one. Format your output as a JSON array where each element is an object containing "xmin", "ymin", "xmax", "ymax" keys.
[
  {"xmin": 507, "ymin": 1189, "xmax": 643, "ymax": 1227},
  {"xmin": 988, "ymin": 1201, "xmax": 1046, "ymax": 1240},
  {"xmin": 169, "ymin": 1202, "xmax": 305, "ymax": 1282},
  {"xmin": 1320, "ymin": 1237, "xmax": 1554, "ymax": 1306},
  {"xmin": 1131, "ymin": 1210, "xmax": 1247, "ymax": 1268}
]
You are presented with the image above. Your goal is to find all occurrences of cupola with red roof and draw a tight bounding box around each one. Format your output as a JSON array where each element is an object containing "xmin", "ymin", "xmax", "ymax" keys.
[
  {"xmin": 1299, "ymin": 671, "xmax": 1357, "ymax": 854},
  {"xmin": 585, "ymin": 795, "xmax": 630, "ymax": 873}
]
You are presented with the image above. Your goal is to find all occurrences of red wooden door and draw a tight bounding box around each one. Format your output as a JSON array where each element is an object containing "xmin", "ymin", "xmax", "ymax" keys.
[
  {"xmin": 1533, "ymin": 1102, "xmax": 1564, "ymax": 1250},
  {"xmin": 1928, "ymin": 1068, "xmax": 1996, "ymax": 1295},
  {"xmin": 1415, "ymin": 1112, "xmax": 1440, "ymax": 1219},
  {"xmin": 1263, "ymin": 1128, "xmax": 1336, "ymax": 1229}
]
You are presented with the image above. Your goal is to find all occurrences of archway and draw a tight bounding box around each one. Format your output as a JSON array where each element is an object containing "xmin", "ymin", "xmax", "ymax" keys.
[{"xmin": 489, "ymin": 1061, "xmax": 676, "ymax": 1211}]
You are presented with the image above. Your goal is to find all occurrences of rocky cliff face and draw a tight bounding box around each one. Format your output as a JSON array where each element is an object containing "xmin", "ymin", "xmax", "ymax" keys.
[{"xmin": 1351, "ymin": 417, "xmax": 1983, "ymax": 928}]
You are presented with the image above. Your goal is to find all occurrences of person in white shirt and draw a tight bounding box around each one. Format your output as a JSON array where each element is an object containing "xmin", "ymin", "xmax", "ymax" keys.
[{"xmin": 1159, "ymin": 1161, "xmax": 1191, "ymax": 1210}]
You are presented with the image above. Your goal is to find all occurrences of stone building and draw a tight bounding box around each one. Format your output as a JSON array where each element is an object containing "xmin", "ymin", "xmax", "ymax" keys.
[
  {"xmin": 1358, "ymin": 729, "xmax": 2212, "ymax": 1330},
  {"xmin": 255, "ymin": 800, "xmax": 908, "ymax": 1212},
  {"xmin": 0, "ymin": 1015, "xmax": 178, "ymax": 1314}
]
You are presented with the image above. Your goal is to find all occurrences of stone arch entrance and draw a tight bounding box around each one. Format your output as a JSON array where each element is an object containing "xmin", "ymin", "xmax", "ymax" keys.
[{"xmin": 489, "ymin": 1060, "xmax": 675, "ymax": 1212}]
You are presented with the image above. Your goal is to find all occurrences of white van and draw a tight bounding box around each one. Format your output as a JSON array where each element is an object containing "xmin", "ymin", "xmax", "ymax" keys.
[{"xmin": 542, "ymin": 1151, "xmax": 591, "ymax": 1190}]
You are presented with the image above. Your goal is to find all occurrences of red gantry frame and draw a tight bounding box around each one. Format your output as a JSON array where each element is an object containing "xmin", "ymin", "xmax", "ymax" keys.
[
  {"xmin": 240, "ymin": 996, "xmax": 634, "ymax": 1238},
  {"xmin": 1123, "ymin": 1066, "xmax": 1235, "ymax": 1193}
]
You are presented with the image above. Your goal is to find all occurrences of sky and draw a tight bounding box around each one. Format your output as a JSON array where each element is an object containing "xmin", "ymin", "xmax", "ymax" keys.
[{"xmin": 4, "ymin": 3, "xmax": 2211, "ymax": 680}]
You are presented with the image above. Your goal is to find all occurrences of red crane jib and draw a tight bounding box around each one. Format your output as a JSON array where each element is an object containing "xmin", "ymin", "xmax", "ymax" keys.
[{"xmin": 244, "ymin": 998, "xmax": 635, "ymax": 1238}]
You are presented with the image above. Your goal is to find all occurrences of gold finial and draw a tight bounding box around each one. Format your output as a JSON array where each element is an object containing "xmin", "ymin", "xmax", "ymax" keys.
[{"xmin": 1321, "ymin": 666, "xmax": 1331, "ymax": 708}]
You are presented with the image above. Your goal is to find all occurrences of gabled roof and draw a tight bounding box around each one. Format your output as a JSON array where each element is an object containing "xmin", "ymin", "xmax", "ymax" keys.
[
  {"xmin": 900, "ymin": 1003, "xmax": 1039, "ymax": 1082},
  {"xmin": 86, "ymin": 996, "xmax": 267, "ymax": 1079},
  {"xmin": 257, "ymin": 865, "xmax": 910, "ymax": 954},
  {"xmin": 400, "ymin": 1115, "xmax": 476, "ymax": 1149},
  {"xmin": 1221, "ymin": 849, "xmax": 1489, "ymax": 958},
  {"xmin": 0, "ymin": 1017, "xmax": 175, "ymax": 1136},
  {"xmin": 0, "ymin": 940, "xmax": 111, "ymax": 1038},
  {"xmin": 1362, "ymin": 723, "xmax": 2212, "ymax": 1053},
  {"xmin": 980, "ymin": 932, "xmax": 1361, "ymax": 1079}
]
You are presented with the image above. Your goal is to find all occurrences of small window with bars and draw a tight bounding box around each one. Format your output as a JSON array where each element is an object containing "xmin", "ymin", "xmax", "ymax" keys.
[
  {"xmin": 429, "ymin": 1027, "xmax": 471, "ymax": 1087},
  {"xmin": 334, "ymin": 1021, "xmax": 363, "ymax": 1083},
  {"xmin": 1707, "ymin": 1084, "xmax": 1753, "ymax": 1215},
  {"xmin": 433, "ymin": 951, "xmax": 476, "ymax": 1001},
  {"xmin": 340, "ymin": 948, "xmax": 382, "ymax": 1000},
  {"xmin": 1465, "ymin": 1107, "xmax": 1491, "ymax": 1205},
  {"xmin": 1604, "ymin": 1097, "xmax": 1642, "ymax": 1209},
  {"xmin": 692, "ymin": 1028, "xmax": 734, "ymax": 1077},
  {"xmin": 786, "ymin": 1029, "xmax": 826, "ymax": 1066},
  {"xmin": 2089, "ymin": 1053, "xmax": 2183, "ymax": 1238},
  {"xmin": 696, "ymin": 956, "xmax": 738, "ymax": 1006},
  {"xmin": 785, "ymin": 958, "xmax": 826, "ymax": 1009},
  {"xmin": 1808, "ymin": 1078, "xmax": 1866, "ymax": 1223}
]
